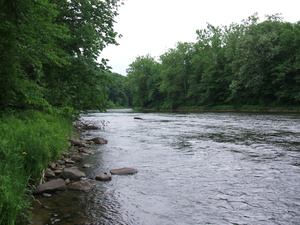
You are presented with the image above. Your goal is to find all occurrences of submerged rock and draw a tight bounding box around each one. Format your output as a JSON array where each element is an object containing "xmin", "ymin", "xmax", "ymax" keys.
[
  {"xmin": 35, "ymin": 179, "xmax": 66, "ymax": 194},
  {"xmin": 110, "ymin": 167, "xmax": 138, "ymax": 175},
  {"xmin": 61, "ymin": 167, "xmax": 86, "ymax": 180},
  {"xmin": 82, "ymin": 164, "xmax": 92, "ymax": 168},
  {"xmin": 67, "ymin": 181, "xmax": 93, "ymax": 192}
]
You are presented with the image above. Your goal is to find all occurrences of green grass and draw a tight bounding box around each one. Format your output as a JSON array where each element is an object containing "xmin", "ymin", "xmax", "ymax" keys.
[{"xmin": 0, "ymin": 110, "xmax": 73, "ymax": 224}]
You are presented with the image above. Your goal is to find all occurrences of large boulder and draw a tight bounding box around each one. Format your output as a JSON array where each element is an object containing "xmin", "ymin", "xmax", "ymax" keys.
[
  {"xmin": 61, "ymin": 167, "xmax": 86, "ymax": 180},
  {"xmin": 34, "ymin": 179, "xmax": 66, "ymax": 194},
  {"xmin": 110, "ymin": 167, "xmax": 138, "ymax": 175},
  {"xmin": 67, "ymin": 181, "xmax": 93, "ymax": 192},
  {"xmin": 89, "ymin": 137, "xmax": 108, "ymax": 145}
]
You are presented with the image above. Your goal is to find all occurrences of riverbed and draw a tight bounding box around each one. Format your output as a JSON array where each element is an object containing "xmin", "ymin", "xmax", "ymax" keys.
[{"xmin": 32, "ymin": 109, "xmax": 300, "ymax": 224}]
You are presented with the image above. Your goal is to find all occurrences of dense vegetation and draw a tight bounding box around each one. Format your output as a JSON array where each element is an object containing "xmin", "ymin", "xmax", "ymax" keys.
[
  {"xmin": 0, "ymin": 111, "xmax": 73, "ymax": 224},
  {"xmin": 0, "ymin": 0, "xmax": 122, "ymax": 224},
  {"xmin": 0, "ymin": 0, "xmax": 122, "ymax": 114},
  {"xmin": 126, "ymin": 14, "xmax": 300, "ymax": 110},
  {"xmin": 105, "ymin": 72, "xmax": 132, "ymax": 108}
]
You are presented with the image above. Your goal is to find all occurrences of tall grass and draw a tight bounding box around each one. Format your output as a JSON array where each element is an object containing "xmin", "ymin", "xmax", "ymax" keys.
[{"xmin": 0, "ymin": 110, "xmax": 73, "ymax": 224}]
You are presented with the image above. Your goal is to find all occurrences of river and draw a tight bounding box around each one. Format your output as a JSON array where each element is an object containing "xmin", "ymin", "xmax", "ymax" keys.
[{"xmin": 32, "ymin": 109, "xmax": 300, "ymax": 225}]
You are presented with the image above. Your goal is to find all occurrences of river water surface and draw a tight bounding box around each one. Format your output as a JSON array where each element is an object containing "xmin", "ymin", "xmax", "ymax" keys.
[{"xmin": 33, "ymin": 109, "xmax": 300, "ymax": 225}]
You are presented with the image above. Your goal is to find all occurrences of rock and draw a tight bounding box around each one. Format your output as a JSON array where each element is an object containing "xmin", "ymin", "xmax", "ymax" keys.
[
  {"xmin": 57, "ymin": 160, "xmax": 65, "ymax": 165},
  {"xmin": 61, "ymin": 151, "xmax": 70, "ymax": 157},
  {"xmin": 45, "ymin": 170, "xmax": 56, "ymax": 178},
  {"xmin": 53, "ymin": 169, "xmax": 62, "ymax": 175},
  {"xmin": 80, "ymin": 149, "xmax": 94, "ymax": 154},
  {"xmin": 89, "ymin": 137, "xmax": 108, "ymax": 145},
  {"xmin": 49, "ymin": 163, "xmax": 57, "ymax": 170},
  {"xmin": 110, "ymin": 167, "xmax": 138, "ymax": 175},
  {"xmin": 66, "ymin": 138, "xmax": 88, "ymax": 147},
  {"xmin": 134, "ymin": 117, "xmax": 144, "ymax": 120},
  {"xmin": 95, "ymin": 174, "xmax": 112, "ymax": 181},
  {"xmin": 61, "ymin": 167, "xmax": 86, "ymax": 180},
  {"xmin": 67, "ymin": 181, "xmax": 93, "ymax": 192},
  {"xmin": 71, "ymin": 155, "xmax": 83, "ymax": 162},
  {"xmin": 65, "ymin": 158, "xmax": 75, "ymax": 164},
  {"xmin": 35, "ymin": 179, "xmax": 66, "ymax": 194},
  {"xmin": 83, "ymin": 164, "xmax": 92, "ymax": 168}
]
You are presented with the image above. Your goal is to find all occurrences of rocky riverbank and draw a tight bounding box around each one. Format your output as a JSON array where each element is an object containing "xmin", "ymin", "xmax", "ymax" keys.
[
  {"xmin": 34, "ymin": 137, "xmax": 108, "ymax": 194},
  {"xmin": 33, "ymin": 123, "xmax": 138, "ymax": 197}
]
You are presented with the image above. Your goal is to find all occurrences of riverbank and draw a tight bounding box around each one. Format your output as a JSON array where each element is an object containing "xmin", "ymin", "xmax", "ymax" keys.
[
  {"xmin": 134, "ymin": 105, "xmax": 300, "ymax": 113},
  {"xmin": 0, "ymin": 110, "xmax": 74, "ymax": 224}
]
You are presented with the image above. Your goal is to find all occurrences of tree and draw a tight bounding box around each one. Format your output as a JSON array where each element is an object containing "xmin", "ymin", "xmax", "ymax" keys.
[
  {"xmin": 126, "ymin": 55, "xmax": 162, "ymax": 107},
  {"xmin": 271, "ymin": 21, "xmax": 300, "ymax": 105},
  {"xmin": 105, "ymin": 72, "xmax": 131, "ymax": 107},
  {"xmin": 225, "ymin": 14, "xmax": 283, "ymax": 106},
  {"xmin": 0, "ymin": 0, "xmax": 69, "ymax": 111},
  {"xmin": 189, "ymin": 24, "xmax": 230, "ymax": 106},
  {"xmin": 42, "ymin": 0, "xmax": 123, "ymax": 110},
  {"xmin": 0, "ymin": 0, "xmax": 123, "ymax": 113},
  {"xmin": 160, "ymin": 42, "xmax": 194, "ymax": 108}
]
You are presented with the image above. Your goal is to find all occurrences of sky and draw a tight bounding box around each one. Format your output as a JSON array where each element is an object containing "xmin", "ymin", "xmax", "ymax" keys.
[{"xmin": 100, "ymin": 0, "xmax": 300, "ymax": 76}]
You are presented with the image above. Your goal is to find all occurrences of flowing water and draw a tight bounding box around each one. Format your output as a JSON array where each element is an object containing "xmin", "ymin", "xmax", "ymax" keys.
[{"xmin": 32, "ymin": 109, "xmax": 300, "ymax": 225}]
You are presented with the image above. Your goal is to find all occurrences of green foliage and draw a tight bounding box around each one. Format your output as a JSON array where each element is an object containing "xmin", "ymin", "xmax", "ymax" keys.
[
  {"xmin": 127, "ymin": 55, "xmax": 162, "ymax": 107},
  {"xmin": 127, "ymin": 14, "xmax": 300, "ymax": 109},
  {"xmin": 105, "ymin": 72, "xmax": 132, "ymax": 108},
  {"xmin": 0, "ymin": 111, "xmax": 73, "ymax": 224},
  {"xmin": 0, "ymin": 0, "xmax": 123, "ymax": 113},
  {"xmin": 160, "ymin": 42, "xmax": 193, "ymax": 108}
]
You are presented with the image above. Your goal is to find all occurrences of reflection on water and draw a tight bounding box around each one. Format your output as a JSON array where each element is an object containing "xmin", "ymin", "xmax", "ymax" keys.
[{"xmin": 32, "ymin": 109, "xmax": 300, "ymax": 224}]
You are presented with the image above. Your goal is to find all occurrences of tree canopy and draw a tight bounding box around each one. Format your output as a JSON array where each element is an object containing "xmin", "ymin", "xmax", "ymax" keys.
[{"xmin": 0, "ymin": 0, "xmax": 123, "ymax": 114}]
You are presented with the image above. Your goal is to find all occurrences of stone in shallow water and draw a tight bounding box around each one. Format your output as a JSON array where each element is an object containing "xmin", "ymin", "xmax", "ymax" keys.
[
  {"xmin": 35, "ymin": 179, "xmax": 66, "ymax": 194},
  {"xmin": 67, "ymin": 181, "xmax": 93, "ymax": 192},
  {"xmin": 82, "ymin": 164, "xmax": 92, "ymax": 168},
  {"xmin": 110, "ymin": 167, "xmax": 138, "ymax": 175},
  {"xmin": 71, "ymin": 155, "xmax": 83, "ymax": 162},
  {"xmin": 61, "ymin": 167, "xmax": 86, "ymax": 180},
  {"xmin": 95, "ymin": 174, "xmax": 112, "ymax": 181},
  {"xmin": 89, "ymin": 137, "xmax": 108, "ymax": 144}
]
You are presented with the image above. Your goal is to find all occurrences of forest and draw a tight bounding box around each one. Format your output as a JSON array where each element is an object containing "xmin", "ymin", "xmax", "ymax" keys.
[{"xmin": 123, "ymin": 14, "xmax": 300, "ymax": 110}]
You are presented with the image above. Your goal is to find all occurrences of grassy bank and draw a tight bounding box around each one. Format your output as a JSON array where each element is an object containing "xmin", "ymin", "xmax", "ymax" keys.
[{"xmin": 0, "ymin": 110, "xmax": 73, "ymax": 224}]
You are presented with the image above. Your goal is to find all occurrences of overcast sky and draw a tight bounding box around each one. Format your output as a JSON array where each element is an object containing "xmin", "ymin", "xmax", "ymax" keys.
[{"xmin": 100, "ymin": 0, "xmax": 300, "ymax": 76}]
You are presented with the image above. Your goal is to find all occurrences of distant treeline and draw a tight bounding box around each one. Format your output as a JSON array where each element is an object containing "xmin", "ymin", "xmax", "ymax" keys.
[{"xmin": 116, "ymin": 14, "xmax": 300, "ymax": 109}]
